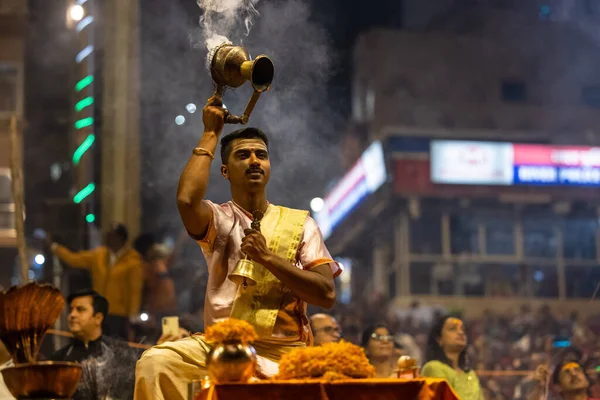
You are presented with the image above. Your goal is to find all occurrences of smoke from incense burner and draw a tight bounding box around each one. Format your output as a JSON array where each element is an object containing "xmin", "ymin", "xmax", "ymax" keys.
[
  {"xmin": 79, "ymin": 344, "xmax": 138, "ymax": 399},
  {"xmin": 197, "ymin": 0, "xmax": 260, "ymax": 67}
]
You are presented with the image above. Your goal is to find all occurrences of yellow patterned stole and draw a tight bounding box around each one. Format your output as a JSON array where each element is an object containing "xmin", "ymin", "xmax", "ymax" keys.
[{"xmin": 229, "ymin": 205, "xmax": 308, "ymax": 338}]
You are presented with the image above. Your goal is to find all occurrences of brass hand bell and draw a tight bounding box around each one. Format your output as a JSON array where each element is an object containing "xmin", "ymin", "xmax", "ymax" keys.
[{"xmin": 229, "ymin": 210, "xmax": 264, "ymax": 287}]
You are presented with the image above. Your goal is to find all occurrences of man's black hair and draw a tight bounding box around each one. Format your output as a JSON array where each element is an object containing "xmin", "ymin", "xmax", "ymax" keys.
[
  {"xmin": 425, "ymin": 316, "xmax": 470, "ymax": 372},
  {"xmin": 133, "ymin": 233, "xmax": 156, "ymax": 257},
  {"xmin": 110, "ymin": 223, "xmax": 128, "ymax": 242},
  {"xmin": 552, "ymin": 359, "xmax": 588, "ymax": 385},
  {"xmin": 68, "ymin": 289, "xmax": 109, "ymax": 319},
  {"xmin": 220, "ymin": 127, "xmax": 269, "ymax": 165}
]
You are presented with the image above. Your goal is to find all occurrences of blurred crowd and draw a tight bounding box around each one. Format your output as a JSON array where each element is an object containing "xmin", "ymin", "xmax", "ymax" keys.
[
  {"xmin": 325, "ymin": 299, "xmax": 600, "ymax": 399},
  {"xmin": 0, "ymin": 287, "xmax": 594, "ymax": 399}
]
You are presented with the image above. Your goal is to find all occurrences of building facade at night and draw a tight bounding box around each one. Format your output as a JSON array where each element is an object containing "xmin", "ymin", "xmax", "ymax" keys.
[
  {"xmin": 7, "ymin": 0, "xmax": 143, "ymax": 287},
  {"xmin": 64, "ymin": 0, "xmax": 142, "ymax": 247},
  {"xmin": 322, "ymin": 2, "xmax": 600, "ymax": 316},
  {"xmin": 0, "ymin": 0, "xmax": 27, "ymax": 284}
]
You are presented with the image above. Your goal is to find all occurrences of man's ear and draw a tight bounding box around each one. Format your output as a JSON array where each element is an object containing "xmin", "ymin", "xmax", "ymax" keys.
[
  {"xmin": 94, "ymin": 312, "xmax": 104, "ymax": 325},
  {"xmin": 221, "ymin": 165, "xmax": 229, "ymax": 180}
]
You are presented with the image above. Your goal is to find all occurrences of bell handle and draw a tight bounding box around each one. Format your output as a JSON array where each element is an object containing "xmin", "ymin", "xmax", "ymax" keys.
[
  {"xmin": 224, "ymin": 113, "xmax": 246, "ymax": 124},
  {"xmin": 211, "ymin": 88, "xmax": 244, "ymax": 125},
  {"xmin": 240, "ymin": 90, "xmax": 263, "ymax": 124}
]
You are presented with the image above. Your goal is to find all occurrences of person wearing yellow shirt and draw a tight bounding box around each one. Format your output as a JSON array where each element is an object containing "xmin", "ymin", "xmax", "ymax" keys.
[{"xmin": 47, "ymin": 223, "xmax": 143, "ymax": 340}]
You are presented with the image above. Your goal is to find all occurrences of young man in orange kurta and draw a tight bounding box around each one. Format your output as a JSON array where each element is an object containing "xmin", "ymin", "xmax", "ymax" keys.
[{"xmin": 50, "ymin": 223, "xmax": 143, "ymax": 340}]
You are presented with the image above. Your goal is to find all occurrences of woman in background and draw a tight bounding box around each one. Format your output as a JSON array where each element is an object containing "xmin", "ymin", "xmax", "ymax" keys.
[
  {"xmin": 361, "ymin": 324, "xmax": 397, "ymax": 378},
  {"xmin": 421, "ymin": 316, "xmax": 484, "ymax": 399}
]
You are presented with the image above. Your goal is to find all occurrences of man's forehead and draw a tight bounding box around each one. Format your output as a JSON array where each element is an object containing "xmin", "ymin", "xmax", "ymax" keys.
[
  {"xmin": 446, "ymin": 318, "xmax": 462, "ymax": 327},
  {"xmin": 313, "ymin": 315, "xmax": 337, "ymax": 326},
  {"xmin": 315, "ymin": 322, "xmax": 337, "ymax": 331},
  {"xmin": 231, "ymin": 139, "xmax": 268, "ymax": 152},
  {"xmin": 71, "ymin": 296, "xmax": 92, "ymax": 306},
  {"xmin": 561, "ymin": 362, "xmax": 582, "ymax": 373}
]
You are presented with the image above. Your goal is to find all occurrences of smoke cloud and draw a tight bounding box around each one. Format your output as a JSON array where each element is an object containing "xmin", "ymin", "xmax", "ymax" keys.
[
  {"xmin": 197, "ymin": 0, "xmax": 260, "ymax": 63},
  {"xmin": 77, "ymin": 342, "xmax": 139, "ymax": 399}
]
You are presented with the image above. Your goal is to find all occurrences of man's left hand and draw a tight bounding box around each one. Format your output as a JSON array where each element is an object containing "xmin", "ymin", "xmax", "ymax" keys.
[{"xmin": 241, "ymin": 229, "xmax": 271, "ymax": 264}]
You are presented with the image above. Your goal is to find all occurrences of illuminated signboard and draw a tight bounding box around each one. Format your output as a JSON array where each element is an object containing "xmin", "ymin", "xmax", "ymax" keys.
[
  {"xmin": 431, "ymin": 140, "xmax": 600, "ymax": 187},
  {"xmin": 431, "ymin": 141, "xmax": 513, "ymax": 185},
  {"xmin": 512, "ymin": 144, "xmax": 600, "ymax": 185},
  {"xmin": 316, "ymin": 141, "xmax": 386, "ymax": 239}
]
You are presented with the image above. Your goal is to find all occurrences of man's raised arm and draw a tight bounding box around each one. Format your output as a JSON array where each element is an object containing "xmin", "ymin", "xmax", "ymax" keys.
[{"xmin": 176, "ymin": 97, "xmax": 225, "ymax": 238}]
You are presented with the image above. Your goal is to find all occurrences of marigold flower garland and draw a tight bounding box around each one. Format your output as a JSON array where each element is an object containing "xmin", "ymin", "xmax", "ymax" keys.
[
  {"xmin": 204, "ymin": 318, "xmax": 258, "ymax": 344},
  {"xmin": 275, "ymin": 341, "xmax": 376, "ymax": 380}
]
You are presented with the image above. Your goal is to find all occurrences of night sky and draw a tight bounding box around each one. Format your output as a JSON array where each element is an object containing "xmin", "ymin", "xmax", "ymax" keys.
[{"xmin": 308, "ymin": 0, "xmax": 403, "ymax": 111}]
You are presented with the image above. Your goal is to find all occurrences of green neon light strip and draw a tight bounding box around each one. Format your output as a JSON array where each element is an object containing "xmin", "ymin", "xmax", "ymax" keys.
[
  {"xmin": 73, "ymin": 183, "xmax": 95, "ymax": 204},
  {"xmin": 72, "ymin": 134, "xmax": 95, "ymax": 165},
  {"xmin": 75, "ymin": 96, "xmax": 94, "ymax": 112},
  {"xmin": 86, "ymin": 214, "xmax": 95, "ymax": 223},
  {"xmin": 75, "ymin": 117, "xmax": 94, "ymax": 129},
  {"xmin": 75, "ymin": 75, "xmax": 94, "ymax": 92}
]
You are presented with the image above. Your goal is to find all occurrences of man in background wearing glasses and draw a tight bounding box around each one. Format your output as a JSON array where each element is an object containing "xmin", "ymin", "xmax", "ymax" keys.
[{"xmin": 310, "ymin": 314, "xmax": 342, "ymax": 346}]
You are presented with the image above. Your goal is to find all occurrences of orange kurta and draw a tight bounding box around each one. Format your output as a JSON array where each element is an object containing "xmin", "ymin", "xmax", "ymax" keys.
[{"xmin": 54, "ymin": 245, "xmax": 143, "ymax": 318}]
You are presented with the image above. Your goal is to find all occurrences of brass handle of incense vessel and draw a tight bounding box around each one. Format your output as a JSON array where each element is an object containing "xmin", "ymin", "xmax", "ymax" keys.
[{"xmin": 216, "ymin": 90, "xmax": 263, "ymax": 125}]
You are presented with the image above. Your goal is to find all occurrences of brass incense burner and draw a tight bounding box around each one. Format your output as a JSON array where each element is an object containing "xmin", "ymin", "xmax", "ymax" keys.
[
  {"xmin": 2, "ymin": 362, "xmax": 82, "ymax": 399},
  {"xmin": 229, "ymin": 210, "xmax": 264, "ymax": 287},
  {"xmin": 210, "ymin": 44, "xmax": 274, "ymax": 124},
  {"xmin": 0, "ymin": 283, "xmax": 81, "ymax": 399},
  {"xmin": 206, "ymin": 340, "xmax": 257, "ymax": 384}
]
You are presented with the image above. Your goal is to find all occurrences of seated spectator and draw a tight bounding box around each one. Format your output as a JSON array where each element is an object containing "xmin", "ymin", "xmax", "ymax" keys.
[
  {"xmin": 310, "ymin": 314, "xmax": 341, "ymax": 346},
  {"xmin": 50, "ymin": 290, "xmax": 140, "ymax": 400},
  {"xmin": 51, "ymin": 290, "xmax": 111, "ymax": 362},
  {"xmin": 361, "ymin": 324, "xmax": 397, "ymax": 378},
  {"xmin": 528, "ymin": 360, "xmax": 600, "ymax": 400},
  {"xmin": 421, "ymin": 316, "xmax": 484, "ymax": 399}
]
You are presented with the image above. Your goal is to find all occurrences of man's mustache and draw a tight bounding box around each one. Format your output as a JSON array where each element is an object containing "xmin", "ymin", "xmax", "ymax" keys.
[{"xmin": 246, "ymin": 168, "xmax": 264, "ymax": 175}]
